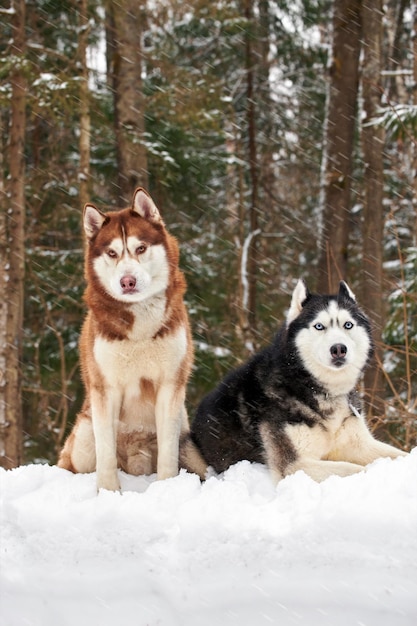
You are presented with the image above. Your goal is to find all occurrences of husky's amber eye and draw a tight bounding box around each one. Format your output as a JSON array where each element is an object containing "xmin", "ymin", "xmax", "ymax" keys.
[
  {"xmin": 136, "ymin": 244, "xmax": 147, "ymax": 255},
  {"xmin": 314, "ymin": 322, "xmax": 325, "ymax": 331},
  {"xmin": 344, "ymin": 321, "xmax": 354, "ymax": 329},
  {"xmin": 107, "ymin": 249, "xmax": 117, "ymax": 258}
]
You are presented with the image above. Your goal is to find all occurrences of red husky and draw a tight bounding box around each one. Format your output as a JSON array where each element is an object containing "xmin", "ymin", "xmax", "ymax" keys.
[{"xmin": 58, "ymin": 188, "xmax": 205, "ymax": 491}]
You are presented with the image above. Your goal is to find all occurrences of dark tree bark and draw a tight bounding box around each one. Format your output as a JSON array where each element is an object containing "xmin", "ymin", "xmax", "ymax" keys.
[
  {"xmin": 318, "ymin": 0, "xmax": 361, "ymax": 292},
  {"xmin": 413, "ymin": 1, "xmax": 417, "ymax": 248},
  {"xmin": 361, "ymin": 0, "xmax": 386, "ymax": 419},
  {"xmin": 0, "ymin": 0, "xmax": 26, "ymax": 469},
  {"xmin": 78, "ymin": 0, "xmax": 91, "ymax": 210},
  {"xmin": 0, "ymin": 114, "xmax": 7, "ymax": 465},
  {"xmin": 386, "ymin": 0, "xmax": 409, "ymax": 101},
  {"xmin": 106, "ymin": 0, "xmax": 148, "ymax": 205},
  {"xmin": 239, "ymin": 0, "xmax": 260, "ymax": 349}
]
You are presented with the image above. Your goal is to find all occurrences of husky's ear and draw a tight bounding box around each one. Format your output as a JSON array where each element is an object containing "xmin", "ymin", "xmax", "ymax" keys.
[
  {"xmin": 132, "ymin": 187, "xmax": 162, "ymax": 224},
  {"xmin": 83, "ymin": 204, "xmax": 107, "ymax": 240},
  {"xmin": 287, "ymin": 279, "xmax": 310, "ymax": 324},
  {"xmin": 339, "ymin": 281, "xmax": 356, "ymax": 302}
]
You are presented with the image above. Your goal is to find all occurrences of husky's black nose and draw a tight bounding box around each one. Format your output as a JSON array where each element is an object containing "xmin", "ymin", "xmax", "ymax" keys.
[
  {"xmin": 330, "ymin": 343, "xmax": 347, "ymax": 362},
  {"xmin": 120, "ymin": 275, "xmax": 137, "ymax": 293}
]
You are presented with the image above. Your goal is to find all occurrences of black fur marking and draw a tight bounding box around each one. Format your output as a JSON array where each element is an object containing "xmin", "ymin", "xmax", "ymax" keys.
[{"xmin": 190, "ymin": 324, "xmax": 326, "ymax": 473}]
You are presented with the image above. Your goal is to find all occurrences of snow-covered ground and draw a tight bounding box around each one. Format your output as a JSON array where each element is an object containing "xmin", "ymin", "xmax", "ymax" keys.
[{"xmin": 1, "ymin": 451, "xmax": 417, "ymax": 626}]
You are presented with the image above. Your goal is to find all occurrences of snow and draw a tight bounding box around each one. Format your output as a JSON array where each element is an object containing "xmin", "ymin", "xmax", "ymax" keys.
[{"xmin": 1, "ymin": 451, "xmax": 417, "ymax": 626}]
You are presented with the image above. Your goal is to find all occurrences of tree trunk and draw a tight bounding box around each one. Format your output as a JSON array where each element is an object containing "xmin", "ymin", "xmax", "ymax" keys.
[
  {"xmin": 0, "ymin": 114, "xmax": 7, "ymax": 465},
  {"xmin": 0, "ymin": 0, "xmax": 26, "ymax": 469},
  {"xmin": 413, "ymin": 1, "xmax": 417, "ymax": 248},
  {"xmin": 361, "ymin": 0, "xmax": 386, "ymax": 420},
  {"xmin": 386, "ymin": 0, "xmax": 408, "ymax": 102},
  {"xmin": 107, "ymin": 0, "xmax": 148, "ymax": 205},
  {"xmin": 257, "ymin": 0, "xmax": 276, "ymax": 203},
  {"xmin": 78, "ymin": 0, "xmax": 91, "ymax": 210},
  {"xmin": 318, "ymin": 0, "xmax": 361, "ymax": 292},
  {"xmin": 240, "ymin": 0, "xmax": 260, "ymax": 350}
]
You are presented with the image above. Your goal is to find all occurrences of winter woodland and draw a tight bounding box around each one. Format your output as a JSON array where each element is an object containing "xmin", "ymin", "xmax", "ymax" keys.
[{"xmin": 0, "ymin": 0, "xmax": 416, "ymax": 466}]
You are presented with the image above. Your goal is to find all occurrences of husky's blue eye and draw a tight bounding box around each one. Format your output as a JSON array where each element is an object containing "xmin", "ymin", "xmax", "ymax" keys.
[
  {"xmin": 107, "ymin": 249, "xmax": 117, "ymax": 258},
  {"xmin": 314, "ymin": 322, "xmax": 325, "ymax": 331},
  {"xmin": 344, "ymin": 321, "xmax": 353, "ymax": 329}
]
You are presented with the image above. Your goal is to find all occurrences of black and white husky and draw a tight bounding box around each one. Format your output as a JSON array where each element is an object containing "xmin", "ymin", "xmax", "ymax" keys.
[{"xmin": 180, "ymin": 280, "xmax": 407, "ymax": 483}]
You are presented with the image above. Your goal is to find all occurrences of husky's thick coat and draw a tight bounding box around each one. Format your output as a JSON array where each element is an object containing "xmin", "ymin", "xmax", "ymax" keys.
[
  {"xmin": 58, "ymin": 188, "xmax": 206, "ymax": 491},
  {"xmin": 181, "ymin": 280, "xmax": 407, "ymax": 483}
]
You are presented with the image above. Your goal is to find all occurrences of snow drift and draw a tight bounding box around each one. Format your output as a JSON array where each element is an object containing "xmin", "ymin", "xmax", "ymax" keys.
[{"xmin": 1, "ymin": 451, "xmax": 417, "ymax": 625}]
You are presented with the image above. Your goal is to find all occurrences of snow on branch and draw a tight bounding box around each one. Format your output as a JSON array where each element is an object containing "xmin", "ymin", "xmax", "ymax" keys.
[
  {"xmin": 365, "ymin": 104, "xmax": 417, "ymax": 139},
  {"xmin": 241, "ymin": 228, "xmax": 261, "ymax": 313}
]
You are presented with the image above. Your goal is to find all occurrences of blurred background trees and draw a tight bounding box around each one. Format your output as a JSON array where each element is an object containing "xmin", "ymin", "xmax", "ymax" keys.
[{"xmin": 0, "ymin": 0, "xmax": 415, "ymax": 467}]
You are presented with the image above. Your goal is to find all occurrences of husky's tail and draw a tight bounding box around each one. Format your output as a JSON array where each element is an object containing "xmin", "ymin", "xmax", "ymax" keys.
[{"xmin": 179, "ymin": 433, "xmax": 209, "ymax": 480}]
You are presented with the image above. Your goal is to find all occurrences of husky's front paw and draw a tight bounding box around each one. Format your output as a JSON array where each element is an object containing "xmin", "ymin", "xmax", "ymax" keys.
[
  {"xmin": 96, "ymin": 470, "xmax": 121, "ymax": 492},
  {"xmin": 157, "ymin": 466, "xmax": 177, "ymax": 481}
]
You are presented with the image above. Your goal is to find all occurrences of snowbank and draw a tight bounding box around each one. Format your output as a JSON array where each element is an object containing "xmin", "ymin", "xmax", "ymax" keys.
[{"xmin": 1, "ymin": 451, "xmax": 417, "ymax": 626}]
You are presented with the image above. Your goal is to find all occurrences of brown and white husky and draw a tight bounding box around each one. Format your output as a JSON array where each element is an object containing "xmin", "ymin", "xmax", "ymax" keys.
[{"xmin": 58, "ymin": 188, "xmax": 206, "ymax": 491}]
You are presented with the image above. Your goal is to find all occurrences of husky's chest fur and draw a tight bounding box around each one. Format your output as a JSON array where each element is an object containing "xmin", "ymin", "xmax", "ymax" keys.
[
  {"xmin": 284, "ymin": 393, "xmax": 356, "ymax": 460},
  {"xmin": 93, "ymin": 319, "xmax": 188, "ymax": 432},
  {"xmin": 94, "ymin": 320, "xmax": 187, "ymax": 382}
]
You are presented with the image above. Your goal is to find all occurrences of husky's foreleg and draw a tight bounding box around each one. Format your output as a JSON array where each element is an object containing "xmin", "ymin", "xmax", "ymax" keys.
[
  {"xmin": 329, "ymin": 414, "xmax": 408, "ymax": 466},
  {"xmin": 154, "ymin": 383, "xmax": 185, "ymax": 480},
  {"xmin": 91, "ymin": 388, "xmax": 122, "ymax": 491},
  {"xmin": 260, "ymin": 420, "xmax": 366, "ymax": 484},
  {"xmin": 287, "ymin": 458, "xmax": 364, "ymax": 482}
]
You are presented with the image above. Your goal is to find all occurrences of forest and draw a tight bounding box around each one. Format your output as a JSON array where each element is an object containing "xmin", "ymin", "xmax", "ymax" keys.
[{"xmin": 0, "ymin": 0, "xmax": 416, "ymax": 469}]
